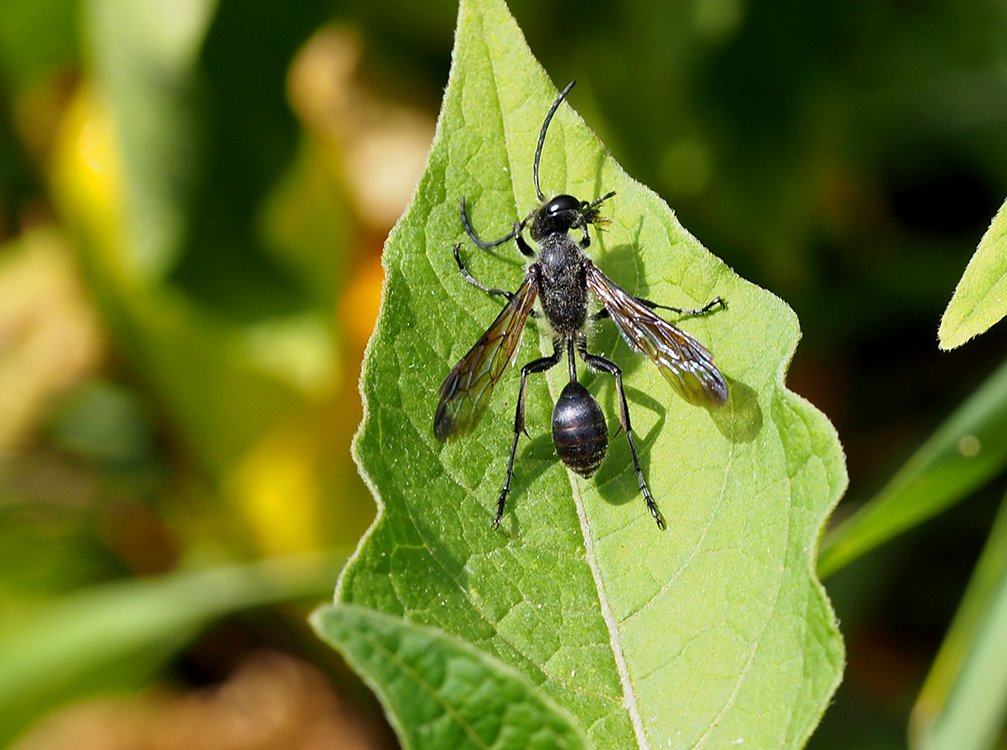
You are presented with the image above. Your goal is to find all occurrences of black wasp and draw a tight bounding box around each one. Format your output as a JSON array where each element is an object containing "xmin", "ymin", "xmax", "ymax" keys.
[{"xmin": 434, "ymin": 81, "xmax": 728, "ymax": 529}]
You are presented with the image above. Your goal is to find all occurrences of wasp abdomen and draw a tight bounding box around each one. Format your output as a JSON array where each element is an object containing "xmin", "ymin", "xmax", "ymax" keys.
[{"xmin": 552, "ymin": 381, "xmax": 608, "ymax": 477}]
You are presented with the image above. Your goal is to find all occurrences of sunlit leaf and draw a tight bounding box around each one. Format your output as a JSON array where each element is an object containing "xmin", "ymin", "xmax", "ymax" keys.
[
  {"xmin": 314, "ymin": 0, "xmax": 846, "ymax": 746},
  {"xmin": 939, "ymin": 197, "xmax": 1007, "ymax": 350}
]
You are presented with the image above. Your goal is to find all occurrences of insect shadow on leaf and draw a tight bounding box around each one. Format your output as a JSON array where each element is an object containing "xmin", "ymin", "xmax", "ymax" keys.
[{"xmin": 434, "ymin": 80, "xmax": 728, "ymax": 530}]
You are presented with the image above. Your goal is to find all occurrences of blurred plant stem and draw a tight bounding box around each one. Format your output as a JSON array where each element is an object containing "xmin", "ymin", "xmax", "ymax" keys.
[{"xmin": 0, "ymin": 549, "xmax": 349, "ymax": 747}]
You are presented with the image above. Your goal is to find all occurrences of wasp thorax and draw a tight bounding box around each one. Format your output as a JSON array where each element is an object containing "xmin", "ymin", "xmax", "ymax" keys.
[{"xmin": 552, "ymin": 381, "xmax": 608, "ymax": 478}]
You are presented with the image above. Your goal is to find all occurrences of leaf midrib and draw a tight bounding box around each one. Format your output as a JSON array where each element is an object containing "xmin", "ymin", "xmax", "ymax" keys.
[
  {"xmin": 475, "ymin": 39, "xmax": 654, "ymax": 741},
  {"xmin": 567, "ymin": 469, "xmax": 651, "ymax": 749}
]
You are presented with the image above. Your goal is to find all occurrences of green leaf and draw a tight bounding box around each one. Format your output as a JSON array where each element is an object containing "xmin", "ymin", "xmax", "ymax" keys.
[
  {"xmin": 939, "ymin": 197, "xmax": 1007, "ymax": 350},
  {"xmin": 317, "ymin": 0, "xmax": 846, "ymax": 747},
  {"xmin": 910, "ymin": 495, "xmax": 1007, "ymax": 750},
  {"xmin": 312, "ymin": 605, "xmax": 587, "ymax": 750},
  {"xmin": 818, "ymin": 358, "xmax": 1007, "ymax": 579}
]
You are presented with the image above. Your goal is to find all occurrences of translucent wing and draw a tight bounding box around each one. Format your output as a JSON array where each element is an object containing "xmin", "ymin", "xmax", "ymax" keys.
[
  {"xmin": 586, "ymin": 262, "xmax": 728, "ymax": 406},
  {"xmin": 434, "ymin": 272, "xmax": 540, "ymax": 441}
]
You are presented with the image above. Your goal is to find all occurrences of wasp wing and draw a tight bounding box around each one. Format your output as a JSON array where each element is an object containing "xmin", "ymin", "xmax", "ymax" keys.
[
  {"xmin": 586, "ymin": 262, "xmax": 728, "ymax": 406},
  {"xmin": 434, "ymin": 272, "xmax": 540, "ymax": 441}
]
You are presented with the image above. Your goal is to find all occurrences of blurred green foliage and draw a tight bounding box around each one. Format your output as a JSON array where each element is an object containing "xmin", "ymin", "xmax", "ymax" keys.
[{"xmin": 0, "ymin": 0, "xmax": 1005, "ymax": 747}]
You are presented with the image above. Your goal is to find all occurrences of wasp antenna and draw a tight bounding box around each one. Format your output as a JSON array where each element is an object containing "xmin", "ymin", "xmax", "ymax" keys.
[
  {"xmin": 588, "ymin": 190, "xmax": 616, "ymax": 212},
  {"xmin": 583, "ymin": 190, "xmax": 616, "ymax": 226},
  {"xmin": 533, "ymin": 80, "xmax": 576, "ymax": 203}
]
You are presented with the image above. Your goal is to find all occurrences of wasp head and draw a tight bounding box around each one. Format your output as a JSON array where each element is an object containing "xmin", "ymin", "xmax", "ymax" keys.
[{"xmin": 530, "ymin": 191, "xmax": 614, "ymax": 242}]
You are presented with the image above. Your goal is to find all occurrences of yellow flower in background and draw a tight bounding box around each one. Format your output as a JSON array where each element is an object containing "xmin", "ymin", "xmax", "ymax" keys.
[{"xmin": 225, "ymin": 425, "xmax": 325, "ymax": 556}]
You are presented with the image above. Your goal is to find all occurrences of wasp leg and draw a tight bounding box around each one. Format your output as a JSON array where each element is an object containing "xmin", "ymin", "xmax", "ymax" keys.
[
  {"xmin": 579, "ymin": 345, "xmax": 666, "ymax": 530},
  {"xmin": 592, "ymin": 296, "xmax": 724, "ymax": 322},
  {"xmin": 452, "ymin": 244, "xmax": 512, "ymax": 300},
  {"xmin": 574, "ymin": 190, "xmax": 616, "ymax": 249},
  {"xmin": 513, "ymin": 219, "xmax": 535, "ymax": 257},
  {"xmin": 575, "ymin": 213, "xmax": 592, "ymax": 249},
  {"xmin": 495, "ymin": 343, "xmax": 562, "ymax": 528},
  {"xmin": 460, "ymin": 197, "xmax": 536, "ymax": 257},
  {"xmin": 452, "ymin": 244, "xmax": 539, "ymax": 321},
  {"xmin": 636, "ymin": 295, "xmax": 725, "ymax": 318}
]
